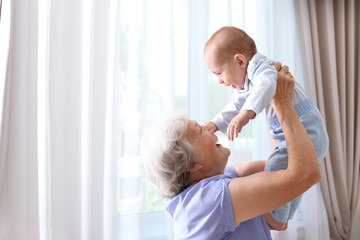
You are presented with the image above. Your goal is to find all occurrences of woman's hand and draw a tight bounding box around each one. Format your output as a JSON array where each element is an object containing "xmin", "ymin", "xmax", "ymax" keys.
[
  {"xmin": 270, "ymin": 62, "xmax": 293, "ymax": 151},
  {"xmin": 270, "ymin": 62, "xmax": 295, "ymax": 108}
]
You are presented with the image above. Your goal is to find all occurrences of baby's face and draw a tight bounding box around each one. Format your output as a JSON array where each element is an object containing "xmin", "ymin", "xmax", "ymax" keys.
[{"xmin": 204, "ymin": 47, "xmax": 247, "ymax": 90}]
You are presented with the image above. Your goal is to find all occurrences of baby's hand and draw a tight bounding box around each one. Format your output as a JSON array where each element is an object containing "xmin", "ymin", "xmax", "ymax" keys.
[
  {"xmin": 226, "ymin": 110, "xmax": 256, "ymax": 141},
  {"xmin": 202, "ymin": 121, "xmax": 218, "ymax": 134}
]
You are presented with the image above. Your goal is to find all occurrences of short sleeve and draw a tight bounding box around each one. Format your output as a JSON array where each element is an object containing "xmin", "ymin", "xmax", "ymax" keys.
[
  {"xmin": 168, "ymin": 174, "xmax": 237, "ymax": 240},
  {"xmin": 224, "ymin": 166, "xmax": 238, "ymax": 178}
]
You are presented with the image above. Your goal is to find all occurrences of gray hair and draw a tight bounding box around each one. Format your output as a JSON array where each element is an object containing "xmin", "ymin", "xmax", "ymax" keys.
[{"xmin": 140, "ymin": 111, "xmax": 196, "ymax": 198}]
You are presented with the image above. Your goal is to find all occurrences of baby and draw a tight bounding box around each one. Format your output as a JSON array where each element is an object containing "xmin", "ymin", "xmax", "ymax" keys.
[{"xmin": 202, "ymin": 26, "xmax": 329, "ymax": 230}]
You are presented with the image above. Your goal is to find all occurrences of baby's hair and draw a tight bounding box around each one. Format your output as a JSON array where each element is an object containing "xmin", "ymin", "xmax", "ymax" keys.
[{"xmin": 205, "ymin": 26, "xmax": 257, "ymax": 61}]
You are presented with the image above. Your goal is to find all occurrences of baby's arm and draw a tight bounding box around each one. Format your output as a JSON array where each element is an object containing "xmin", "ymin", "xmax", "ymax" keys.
[
  {"xmin": 227, "ymin": 110, "xmax": 255, "ymax": 141},
  {"xmin": 242, "ymin": 57, "xmax": 278, "ymax": 117},
  {"xmin": 212, "ymin": 101, "xmax": 240, "ymax": 135}
]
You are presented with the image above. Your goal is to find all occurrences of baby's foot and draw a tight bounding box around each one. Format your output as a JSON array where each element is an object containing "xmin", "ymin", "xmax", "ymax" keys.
[{"xmin": 263, "ymin": 213, "xmax": 288, "ymax": 231}]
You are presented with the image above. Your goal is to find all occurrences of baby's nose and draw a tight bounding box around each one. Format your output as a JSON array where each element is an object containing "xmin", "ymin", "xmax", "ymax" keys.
[{"xmin": 218, "ymin": 79, "xmax": 224, "ymax": 84}]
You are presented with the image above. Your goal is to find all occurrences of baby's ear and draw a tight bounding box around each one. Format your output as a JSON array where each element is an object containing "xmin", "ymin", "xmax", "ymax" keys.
[{"xmin": 234, "ymin": 54, "xmax": 247, "ymax": 68}]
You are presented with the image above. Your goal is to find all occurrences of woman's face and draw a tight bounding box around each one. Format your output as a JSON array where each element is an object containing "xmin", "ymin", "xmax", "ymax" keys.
[{"xmin": 185, "ymin": 120, "xmax": 230, "ymax": 177}]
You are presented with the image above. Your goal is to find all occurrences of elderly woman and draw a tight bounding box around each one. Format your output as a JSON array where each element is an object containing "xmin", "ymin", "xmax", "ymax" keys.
[{"xmin": 141, "ymin": 63, "xmax": 321, "ymax": 239}]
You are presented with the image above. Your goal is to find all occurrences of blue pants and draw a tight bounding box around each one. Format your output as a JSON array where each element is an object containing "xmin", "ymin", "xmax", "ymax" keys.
[{"xmin": 265, "ymin": 98, "xmax": 329, "ymax": 223}]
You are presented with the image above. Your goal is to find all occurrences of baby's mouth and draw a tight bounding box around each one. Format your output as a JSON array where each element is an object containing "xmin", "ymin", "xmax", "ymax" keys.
[{"xmin": 232, "ymin": 85, "xmax": 236, "ymax": 89}]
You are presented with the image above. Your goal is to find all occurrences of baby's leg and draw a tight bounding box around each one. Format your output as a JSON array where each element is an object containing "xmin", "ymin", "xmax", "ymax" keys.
[
  {"xmin": 288, "ymin": 194, "xmax": 303, "ymax": 220},
  {"xmin": 264, "ymin": 141, "xmax": 298, "ymax": 229},
  {"xmin": 300, "ymin": 107, "xmax": 329, "ymax": 161}
]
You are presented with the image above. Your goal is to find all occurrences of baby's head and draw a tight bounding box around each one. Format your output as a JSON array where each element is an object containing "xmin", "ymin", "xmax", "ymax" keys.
[{"xmin": 204, "ymin": 26, "xmax": 257, "ymax": 90}]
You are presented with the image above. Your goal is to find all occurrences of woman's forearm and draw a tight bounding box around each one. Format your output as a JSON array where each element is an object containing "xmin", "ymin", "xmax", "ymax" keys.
[{"xmin": 231, "ymin": 160, "xmax": 266, "ymax": 177}]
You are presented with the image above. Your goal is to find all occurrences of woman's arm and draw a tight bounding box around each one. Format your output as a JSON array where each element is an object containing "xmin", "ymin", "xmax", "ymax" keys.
[
  {"xmin": 228, "ymin": 64, "xmax": 321, "ymax": 227},
  {"xmin": 230, "ymin": 161, "xmax": 266, "ymax": 177}
]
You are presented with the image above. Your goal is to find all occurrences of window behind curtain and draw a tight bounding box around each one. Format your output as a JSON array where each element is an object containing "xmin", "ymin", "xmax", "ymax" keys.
[{"xmin": 116, "ymin": 0, "xmax": 264, "ymax": 239}]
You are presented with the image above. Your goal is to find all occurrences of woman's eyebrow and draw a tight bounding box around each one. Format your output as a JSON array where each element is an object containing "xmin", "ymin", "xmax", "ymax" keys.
[{"xmin": 195, "ymin": 123, "xmax": 202, "ymax": 133}]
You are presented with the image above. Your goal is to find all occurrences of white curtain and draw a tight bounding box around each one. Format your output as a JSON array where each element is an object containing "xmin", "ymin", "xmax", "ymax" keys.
[
  {"xmin": 0, "ymin": 0, "xmax": 330, "ymax": 239},
  {"xmin": 0, "ymin": 0, "xmax": 40, "ymax": 238},
  {"xmin": 0, "ymin": 0, "xmax": 118, "ymax": 239}
]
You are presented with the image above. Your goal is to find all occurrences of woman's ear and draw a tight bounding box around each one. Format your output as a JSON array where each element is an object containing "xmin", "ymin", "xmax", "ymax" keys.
[
  {"xmin": 188, "ymin": 163, "xmax": 203, "ymax": 173},
  {"xmin": 234, "ymin": 54, "xmax": 247, "ymax": 68}
]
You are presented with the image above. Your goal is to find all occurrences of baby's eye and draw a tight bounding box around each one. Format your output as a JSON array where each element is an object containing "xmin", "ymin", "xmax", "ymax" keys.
[{"xmin": 217, "ymin": 72, "xmax": 222, "ymax": 75}]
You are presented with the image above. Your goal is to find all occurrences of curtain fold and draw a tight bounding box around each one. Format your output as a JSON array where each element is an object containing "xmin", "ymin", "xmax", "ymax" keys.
[
  {"xmin": 0, "ymin": 0, "xmax": 118, "ymax": 239},
  {"xmin": 0, "ymin": 0, "xmax": 3, "ymax": 21},
  {"xmin": 294, "ymin": 0, "xmax": 360, "ymax": 239},
  {"xmin": 0, "ymin": 0, "xmax": 39, "ymax": 239}
]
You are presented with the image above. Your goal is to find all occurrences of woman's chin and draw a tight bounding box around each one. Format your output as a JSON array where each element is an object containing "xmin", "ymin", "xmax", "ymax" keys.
[{"xmin": 224, "ymin": 147, "xmax": 231, "ymax": 157}]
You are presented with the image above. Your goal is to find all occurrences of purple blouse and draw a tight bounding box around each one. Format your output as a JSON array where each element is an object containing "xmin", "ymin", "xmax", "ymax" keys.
[{"xmin": 166, "ymin": 166, "xmax": 272, "ymax": 240}]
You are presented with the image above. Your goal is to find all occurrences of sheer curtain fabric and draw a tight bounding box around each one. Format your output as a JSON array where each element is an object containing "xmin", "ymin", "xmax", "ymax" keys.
[{"xmin": 0, "ymin": 0, "xmax": 118, "ymax": 239}]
